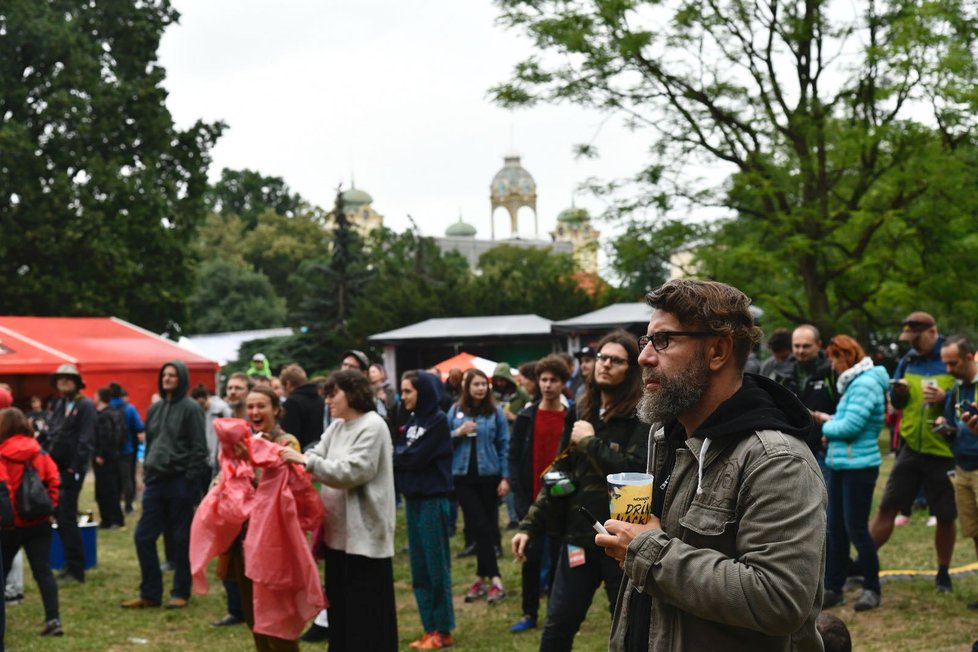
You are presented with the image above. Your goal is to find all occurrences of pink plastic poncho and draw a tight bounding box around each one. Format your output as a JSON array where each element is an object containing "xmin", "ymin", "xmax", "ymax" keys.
[
  {"xmin": 189, "ymin": 418, "xmax": 326, "ymax": 639},
  {"xmin": 190, "ymin": 418, "xmax": 256, "ymax": 594}
]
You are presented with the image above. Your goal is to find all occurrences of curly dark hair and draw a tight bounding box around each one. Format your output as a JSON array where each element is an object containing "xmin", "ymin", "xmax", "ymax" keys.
[
  {"xmin": 535, "ymin": 355, "xmax": 570, "ymax": 383},
  {"xmin": 646, "ymin": 279, "xmax": 761, "ymax": 371},
  {"xmin": 322, "ymin": 369, "xmax": 376, "ymax": 414}
]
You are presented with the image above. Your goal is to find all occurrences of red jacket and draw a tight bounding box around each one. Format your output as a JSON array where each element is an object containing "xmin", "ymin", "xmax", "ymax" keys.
[{"xmin": 0, "ymin": 434, "xmax": 60, "ymax": 527}]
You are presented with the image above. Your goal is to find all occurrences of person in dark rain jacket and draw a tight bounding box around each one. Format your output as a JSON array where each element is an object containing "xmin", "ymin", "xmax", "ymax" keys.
[{"xmin": 393, "ymin": 370, "xmax": 455, "ymax": 650}]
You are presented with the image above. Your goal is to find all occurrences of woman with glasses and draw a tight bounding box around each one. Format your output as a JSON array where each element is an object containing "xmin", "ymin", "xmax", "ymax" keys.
[
  {"xmin": 446, "ymin": 369, "xmax": 511, "ymax": 605},
  {"xmin": 811, "ymin": 335, "xmax": 887, "ymax": 612}
]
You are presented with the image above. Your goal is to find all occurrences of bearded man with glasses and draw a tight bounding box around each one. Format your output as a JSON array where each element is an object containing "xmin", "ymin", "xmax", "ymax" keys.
[
  {"xmin": 596, "ymin": 279, "xmax": 826, "ymax": 652},
  {"xmin": 511, "ymin": 330, "xmax": 648, "ymax": 652}
]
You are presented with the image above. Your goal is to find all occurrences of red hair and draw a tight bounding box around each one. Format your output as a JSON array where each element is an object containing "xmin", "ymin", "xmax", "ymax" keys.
[{"xmin": 826, "ymin": 335, "xmax": 865, "ymax": 371}]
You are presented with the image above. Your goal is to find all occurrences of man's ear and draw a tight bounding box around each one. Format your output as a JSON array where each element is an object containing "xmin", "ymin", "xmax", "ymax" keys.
[{"xmin": 707, "ymin": 334, "xmax": 735, "ymax": 371}]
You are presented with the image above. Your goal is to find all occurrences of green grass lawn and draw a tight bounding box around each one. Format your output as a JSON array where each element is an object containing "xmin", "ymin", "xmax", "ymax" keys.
[{"xmin": 6, "ymin": 432, "xmax": 978, "ymax": 651}]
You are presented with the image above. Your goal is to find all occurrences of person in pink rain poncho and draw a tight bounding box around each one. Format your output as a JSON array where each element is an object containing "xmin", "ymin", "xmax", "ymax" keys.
[{"xmin": 190, "ymin": 386, "xmax": 324, "ymax": 652}]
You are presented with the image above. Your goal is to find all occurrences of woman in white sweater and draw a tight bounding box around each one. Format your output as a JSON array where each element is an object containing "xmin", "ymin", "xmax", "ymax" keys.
[{"xmin": 279, "ymin": 369, "xmax": 397, "ymax": 651}]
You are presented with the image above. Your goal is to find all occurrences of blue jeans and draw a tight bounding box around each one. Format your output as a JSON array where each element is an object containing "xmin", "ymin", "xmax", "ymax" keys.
[
  {"xmin": 134, "ymin": 476, "xmax": 196, "ymax": 601},
  {"xmin": 825, "ymin": 466, "xmax": 880, "ymax": 593}
]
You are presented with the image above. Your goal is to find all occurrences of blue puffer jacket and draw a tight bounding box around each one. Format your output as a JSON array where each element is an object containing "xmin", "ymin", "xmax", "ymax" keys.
[
  {"xmin": 447, "ymin": 405, "xmax": 509, "ymax": 479},
  {"xmin": 823, "ymin": 363, "xmax": 888, "ymax": 470}
]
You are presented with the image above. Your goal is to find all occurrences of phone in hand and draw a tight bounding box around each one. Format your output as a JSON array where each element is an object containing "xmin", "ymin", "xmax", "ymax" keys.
[{"xmin": 960, "ymin": 401, "xmax": 978, "ymax": 418}]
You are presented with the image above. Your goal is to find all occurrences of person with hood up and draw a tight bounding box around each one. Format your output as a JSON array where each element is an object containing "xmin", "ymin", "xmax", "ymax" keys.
[
  {"xmin": 492, "ymin": 363, "xmax": 531, "ymax": 425},
  {"xmin": 246, "ymin": 353, "xmax": 273, "ymax": 379},
  {"xmin": 122, "ymin": 360, "xmax": 208, "ymax": 610},
  {"xmin": 393, "ymin": 370, "xmax": 455, "ymax": 650},
  {"xmin": 812, "ymin": 335, "xmax": 887, "ymax": 612},
  {"xmin": 0, "ymin": 408, "xmax": 62, "ymax": 636},
  {"xmin": 596, "ymin": 279, "xmax": 826, "ymax": 652}
]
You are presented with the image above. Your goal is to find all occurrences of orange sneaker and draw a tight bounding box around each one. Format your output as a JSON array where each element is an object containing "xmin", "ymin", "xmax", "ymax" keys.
[
  {"xmin": 409, "ymin": 632, "xmax": 433, "ymax": 649},
  {"xmin": 416, "ymin": 631, "xmax": 454, "ymax": 649}
]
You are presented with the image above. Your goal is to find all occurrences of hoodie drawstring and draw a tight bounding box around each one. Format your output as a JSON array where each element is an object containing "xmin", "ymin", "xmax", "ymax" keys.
[{"xmin": 696, "ymin": 437, "xmax": 712, "ymax": 495}]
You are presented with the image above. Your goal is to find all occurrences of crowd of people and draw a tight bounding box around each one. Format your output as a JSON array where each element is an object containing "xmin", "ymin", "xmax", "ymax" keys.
[{"xmin": 4, "ymin": 280, "xmax": 978, "ymax": 650}]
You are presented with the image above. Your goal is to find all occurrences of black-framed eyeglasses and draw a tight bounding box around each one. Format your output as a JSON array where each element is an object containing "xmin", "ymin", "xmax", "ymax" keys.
[
  {"xmin": 638, "ymin": 331, "xmax": 714, "ymax": 353},
  {"xmin": 595, "ymin": 352, "xmax": 629, "ymax": 367}
]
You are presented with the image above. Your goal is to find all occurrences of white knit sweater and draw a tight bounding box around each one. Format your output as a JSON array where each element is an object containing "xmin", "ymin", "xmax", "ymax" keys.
[{"xmin": 304, "ymin": 411, "xmax": 395, "ymax": 559}]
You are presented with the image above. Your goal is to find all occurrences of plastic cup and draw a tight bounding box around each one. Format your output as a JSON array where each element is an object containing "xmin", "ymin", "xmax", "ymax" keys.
[{"xmin": 607, "ymin": 472, "xmax": 654, "ymax": 524}]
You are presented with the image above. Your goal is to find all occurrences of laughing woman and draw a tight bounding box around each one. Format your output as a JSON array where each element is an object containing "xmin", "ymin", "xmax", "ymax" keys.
[{"xmin": 279, "ymin": 370, "xmax": 397, "ymax": 652}]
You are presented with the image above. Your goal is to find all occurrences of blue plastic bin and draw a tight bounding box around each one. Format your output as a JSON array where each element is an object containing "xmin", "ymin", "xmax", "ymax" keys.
[{"xmin": 50, "ymin": 522, "xmax": 98, "ymax": 570}]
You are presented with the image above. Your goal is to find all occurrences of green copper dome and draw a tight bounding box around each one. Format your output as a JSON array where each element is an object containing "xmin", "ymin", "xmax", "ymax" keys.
[
  {"xmin": 446, "ymin": 218, "xmax": 477, "ymax": 237},
  {"xmin": 342, "ymin": 187, "xmax": 373, "ymax": 207},
  {"xmin": 491, "ymin": 156, "xmax": 536, "ymax": 197},
  {"xmin": 557, "ymin": 206, "xmax": 589, "ymax": 224}
]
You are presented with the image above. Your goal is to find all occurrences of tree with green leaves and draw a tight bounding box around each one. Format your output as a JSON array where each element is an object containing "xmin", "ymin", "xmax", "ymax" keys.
[
  {"xmin": 207, "ymin": 168, "xmax": 304, "ymax": 229},
  {"xmin": 494, "ymin": 0, "xmax": 978, "ymax": 337},
  {"xmin": 185, "ymin": 260, "xmax": 286, "ymax": 334},
  {"xmin": 195, "ymin": 208, "xmax": 329, "ymax": 314},
  {"xmin": 347, "ymin": 226, "xmax": 471, "ymax": 341},
  {"xmin": 471, "ymin": 244, "xmax": 600, "ymax": 319},
  {"xmin": 288, "ymin": 189, "xmax": 372, "ymax": 370},
  {"xmin": 0, "ymin": 0, "xmax": 222, "ymax": 330}
]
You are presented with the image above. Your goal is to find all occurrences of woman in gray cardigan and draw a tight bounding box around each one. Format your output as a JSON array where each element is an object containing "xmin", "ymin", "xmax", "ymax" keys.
[{"xmin": 280, "ymin": 370, "xmax": 397, "ymax": 651}]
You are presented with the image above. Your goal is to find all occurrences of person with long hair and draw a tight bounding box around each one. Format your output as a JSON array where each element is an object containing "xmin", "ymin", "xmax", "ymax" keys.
[
  {"xmin": 393, "ymin": 370, "xmax": 455, "ymax": 650},
  {"xmin": 446, "ymin": 369, "xmax": 510, "ymax": 604},
  {"xmin": 512, "ymin": 329, "xmax": 648, "ymax": 651},
  {"xmin": 813, "ymin": 335, "xmax": 887, "ymax": 611},
  {"xmin": 0, "ymin": 408, "xmax": 62, "ymax": 636},
  {"xmin": 280, "ymin": 370, "xmax": 397, "ymax": 652}
]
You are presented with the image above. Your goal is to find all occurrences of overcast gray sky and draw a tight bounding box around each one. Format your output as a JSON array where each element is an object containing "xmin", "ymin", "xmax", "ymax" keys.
[{"xmin": 158, "ymin": 0, "xmax": 650, "ymax": 246}]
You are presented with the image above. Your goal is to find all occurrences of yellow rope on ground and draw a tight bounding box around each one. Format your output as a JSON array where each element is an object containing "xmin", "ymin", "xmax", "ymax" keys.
[{"xmin": 879, "ymin": 561, "xmax": 978, "ymax": 578}]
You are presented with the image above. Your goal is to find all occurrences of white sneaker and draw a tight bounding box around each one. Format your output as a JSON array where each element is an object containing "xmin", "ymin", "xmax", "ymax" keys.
[{"xmin": 926, "ymin": 515, "xmax": 938, "ymax": 527}]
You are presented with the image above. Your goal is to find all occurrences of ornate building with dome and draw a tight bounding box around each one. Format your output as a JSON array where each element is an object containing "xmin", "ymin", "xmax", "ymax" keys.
[
  {"xmin": 326, "ymin": 184, "xmax": 384, "ymax": 238},
  {"xmin": 490, "ymin": 155, "xmax": 538, "ymax": 239},
  {"xmin": 551, "ymin": 206, "xmax": 600, "ymax": 275}
]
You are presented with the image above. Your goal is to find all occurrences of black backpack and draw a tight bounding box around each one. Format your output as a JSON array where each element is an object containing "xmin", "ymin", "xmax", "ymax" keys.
[
  {"xmin": 98, "ymin": 406, "xmax": 127, "ymax": 454},
  {"xmin": 16, "ymin": 457, "xmax": 54, "ymax": 521}
]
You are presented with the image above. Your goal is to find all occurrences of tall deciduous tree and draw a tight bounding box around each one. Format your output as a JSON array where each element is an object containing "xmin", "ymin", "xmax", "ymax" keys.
[
  {"xmin": 186, "ymin": 260, "xmax": 286, "ymax": 334},
  {"xmin": 207, "ymin": 168, "xmax": 303, "ymax": 230},
  {"xmin": 494, "ymin": 0, "xmax": 978, "ymax": 335},
  {"xmin": 471, "ymin": 244, "xmax": 599, "ymax": 319},
  {"xmin": 347, "ymin": 226, "xmax": 472, "ymax": 340},
  {"xmin": 0, "ymin": 1, "xmax": 222, "ymax": 330}
]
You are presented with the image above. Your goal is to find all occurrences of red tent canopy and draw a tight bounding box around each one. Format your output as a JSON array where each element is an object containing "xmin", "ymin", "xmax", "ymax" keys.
[{"xmin": 0, "ymin": 316, "xmax": 220, "ymax": 417}]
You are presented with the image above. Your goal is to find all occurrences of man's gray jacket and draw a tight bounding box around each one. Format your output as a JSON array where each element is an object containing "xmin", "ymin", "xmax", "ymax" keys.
[{"xmin": 609, "ymin": 374, "xmax": 827, "ymax": 652}]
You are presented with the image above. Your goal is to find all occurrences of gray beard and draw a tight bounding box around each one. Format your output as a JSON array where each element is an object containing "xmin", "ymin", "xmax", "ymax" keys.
[{"xmin": 638, "ymin": 358, "xmax": 710, "ymax": 424}]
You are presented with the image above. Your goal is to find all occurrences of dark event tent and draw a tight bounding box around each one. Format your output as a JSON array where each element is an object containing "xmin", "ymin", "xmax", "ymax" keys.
[{"xmin": 0, "ymin": 316, "xmax": 220, "ymax": 416}]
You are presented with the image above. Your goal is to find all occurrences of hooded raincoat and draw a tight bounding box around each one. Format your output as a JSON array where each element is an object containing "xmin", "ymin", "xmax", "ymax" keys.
[{"xmin": 144, "ymin": 360, "xmax": 209, "ymax": 484}]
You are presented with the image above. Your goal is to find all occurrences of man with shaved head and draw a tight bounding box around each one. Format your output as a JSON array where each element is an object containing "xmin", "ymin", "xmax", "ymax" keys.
[{"xmin": 773, "ymin": 324, "xmax": 839, "ymax": 457}]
